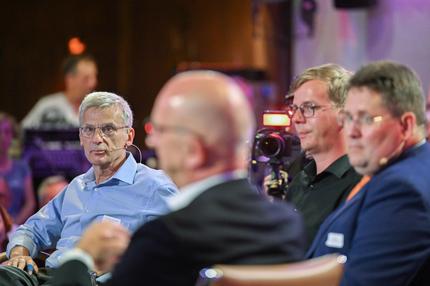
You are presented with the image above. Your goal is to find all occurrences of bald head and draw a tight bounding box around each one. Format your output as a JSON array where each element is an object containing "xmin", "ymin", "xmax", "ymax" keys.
[
  {"xmin": 157, "ymin": 71, "xmax": 254, "ymax": 146},
  {"xmin": 148, "ymin": 71, "xmax": 255, "ymax": 185}
]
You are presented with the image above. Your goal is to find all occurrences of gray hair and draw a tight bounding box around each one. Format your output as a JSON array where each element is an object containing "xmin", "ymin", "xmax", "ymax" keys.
[{"xmin": 79, "ymin": 92, "xmax": 133, "ymax": 127}]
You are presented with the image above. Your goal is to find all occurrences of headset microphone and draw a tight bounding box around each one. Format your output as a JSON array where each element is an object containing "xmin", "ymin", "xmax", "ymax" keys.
[
  {"xmin": 111, "ymin": 145, "xmax": 128, "ymax": 152},
  {"xmin": 110, "ymin": 143, "xmax": 143, "ymax": 163},
  {"xmin": 379, "ymin": 138, "xmax": 405, "ymax": 167}
]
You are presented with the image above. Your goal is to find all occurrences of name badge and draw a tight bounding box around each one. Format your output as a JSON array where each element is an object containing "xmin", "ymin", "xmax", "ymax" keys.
[
  {"xmin": 325, "ymin": 232, "xmax": 344, "ymax": 248},
  {"xmin": 101, "ymin": 215, "xmax": 121, "ymax": 224}
]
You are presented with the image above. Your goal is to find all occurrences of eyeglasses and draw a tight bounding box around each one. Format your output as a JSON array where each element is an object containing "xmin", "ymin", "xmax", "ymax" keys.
[
  {"xmin": 337, "ymin": 111, "xmax": 384, "ymax": 128},
  {"xmin": 286, "ymin": 102, "xmax": 333, "ymax": 118},
  {"xmin": 79, "ymin": 124, "xmax": 129, "ymax": 138}
]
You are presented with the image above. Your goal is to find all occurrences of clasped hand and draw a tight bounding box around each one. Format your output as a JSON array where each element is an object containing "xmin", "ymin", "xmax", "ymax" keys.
[{"xmin": 4, "ymin": 255, "xmax": 38, "ymax": 275}]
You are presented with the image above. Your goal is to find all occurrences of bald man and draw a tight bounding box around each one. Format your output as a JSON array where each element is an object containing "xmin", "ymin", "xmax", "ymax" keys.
[{"xmin": 51, "ymin": 71, "xmax": 305, "ymax": 286}]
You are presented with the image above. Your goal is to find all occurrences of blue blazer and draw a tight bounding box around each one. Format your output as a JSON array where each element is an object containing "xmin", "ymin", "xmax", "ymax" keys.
[{"xmin": 307, "ymin": 142, "xmax": 430, "ymax": 286}]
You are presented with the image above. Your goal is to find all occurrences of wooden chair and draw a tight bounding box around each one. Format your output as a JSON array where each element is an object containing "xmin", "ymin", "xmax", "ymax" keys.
[
  {"xmin": 196, "ymin": 254, "xmax": 346, "ymax": 286},
  {"xmin": 0, "ymin": 251, "xmax": 7, "ymax": 263}
]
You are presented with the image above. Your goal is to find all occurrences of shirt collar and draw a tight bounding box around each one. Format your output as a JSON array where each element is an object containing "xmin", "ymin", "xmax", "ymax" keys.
[
  {"xmin": 304, "ymin": 154, "xmax": 351, "ymax": 179},
  {"xmin": 324, "ymin": 154, "xmax": 352, "ymax": 178},
  {"xmin": 412, "ymin": 139, "xmax": 426, "ymax": 149},
  {"xmin": 82, "ymin": 152, "xmax": 137, "ymax": 185},
  {"xmin": 111, "ymin": 153, "xmax": 137, "ymax": 184},
  {"xmin": 167, "ymin": 170, "xmax": 247, "ymax": 211},
  {"xmin": 380, "ymin": 139, "xmax": 427, "ymax": 169}
]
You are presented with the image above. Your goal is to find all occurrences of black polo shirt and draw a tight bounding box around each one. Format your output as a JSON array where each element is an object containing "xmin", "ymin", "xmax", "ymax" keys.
[{"xmin": 285, "ymin": 155, "xmax": 362, "ymax": 249}]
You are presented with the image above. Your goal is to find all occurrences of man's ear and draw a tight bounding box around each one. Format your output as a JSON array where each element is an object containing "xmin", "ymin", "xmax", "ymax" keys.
[
  {"xmin": 400, "ymin": 112, "xmax": 416, "ymax": 139},
  {"xmin": 126, "ymin": 128, "xmax": 135, "ymax": 147},
  {"xmin": 184, "ymin": 137, "xmax": 206, "ymax": 170}
]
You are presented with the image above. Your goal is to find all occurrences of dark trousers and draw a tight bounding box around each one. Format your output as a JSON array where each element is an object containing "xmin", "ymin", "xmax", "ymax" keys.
[
  {"xmin": 0, "ymin": 266, "xmax": 96, "ymax": 286},
  {"xmin": 0, "ymin": 265, "xmax": 40, "ymax": 286}
]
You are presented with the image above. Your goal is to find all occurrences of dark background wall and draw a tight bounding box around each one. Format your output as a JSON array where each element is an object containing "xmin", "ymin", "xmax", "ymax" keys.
[{"xmin": 0, "ymin": 0, "xmax": 292, "ymax": 147}]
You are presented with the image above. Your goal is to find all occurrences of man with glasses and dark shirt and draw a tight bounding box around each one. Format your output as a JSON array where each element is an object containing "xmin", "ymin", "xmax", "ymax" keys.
[
  {"xmin": 267, "ymin": 64, "xmax": 362, "ymax": 249},
  {"xmin": 1, "ymin": 92, "xmax": 177, "ymax": 285}
]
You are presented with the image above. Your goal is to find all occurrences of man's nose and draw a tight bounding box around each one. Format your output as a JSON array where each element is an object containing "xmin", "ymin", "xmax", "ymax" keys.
[
  {"xmin": 344, "ymin": 121, "xmax": 361, "ymax": 138},
  {"xmin": 91, "ymin": 128, "xmax": 105, "ymax": 142},
  {"xmin": 292, "ymin": 109, "xmax": 305, "ymax": 123}
]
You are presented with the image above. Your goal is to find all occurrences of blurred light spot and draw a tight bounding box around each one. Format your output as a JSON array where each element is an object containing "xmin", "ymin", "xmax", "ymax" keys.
[
  {"xmin": 68, "ymin": 37, "xmax": 86, "ymax": 55},
  {"xmin": 202, "ymin": 268, "xmax": 222, "ymax": 279},
  {"xmin": 144, "ymin": 121, "xmax": 153, "ymax": 135}
]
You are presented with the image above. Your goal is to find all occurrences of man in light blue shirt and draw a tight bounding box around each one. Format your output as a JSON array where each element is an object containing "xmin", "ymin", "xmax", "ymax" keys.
[
  {"xmin": 4, "ymin": 91, "xmax": 178, "ymax": 271},
  {"xmin": 49, "ymin": 71, "xmax": 305, "ymax": 286}
]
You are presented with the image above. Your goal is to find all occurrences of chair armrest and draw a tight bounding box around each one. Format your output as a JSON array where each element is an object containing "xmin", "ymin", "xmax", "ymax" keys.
[{"xmin": 0, "ymin": 251, "xmax": 8, "ymax": 263}]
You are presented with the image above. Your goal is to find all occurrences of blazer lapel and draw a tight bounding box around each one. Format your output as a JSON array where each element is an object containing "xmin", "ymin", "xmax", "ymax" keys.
[{"xmin": 307, "ymin": 183, "xmax": 369, "ymax": 256}]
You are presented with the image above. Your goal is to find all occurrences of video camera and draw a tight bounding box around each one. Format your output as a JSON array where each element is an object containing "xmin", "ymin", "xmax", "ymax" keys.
[{"xmin": 251, "ymin": 111, "xmax": 301, "ymax": 199}]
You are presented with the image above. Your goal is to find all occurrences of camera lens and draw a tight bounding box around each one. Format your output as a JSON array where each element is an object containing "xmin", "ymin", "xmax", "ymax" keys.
[{"xmin": 259, "ymin": 133, "xmax": 284, "ymax": 158}]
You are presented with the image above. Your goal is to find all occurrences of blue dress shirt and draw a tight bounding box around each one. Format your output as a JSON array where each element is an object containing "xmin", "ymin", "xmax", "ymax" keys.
[{"xmin": 7, "ymin": 153, "xmax": 178, "ymax": 268}]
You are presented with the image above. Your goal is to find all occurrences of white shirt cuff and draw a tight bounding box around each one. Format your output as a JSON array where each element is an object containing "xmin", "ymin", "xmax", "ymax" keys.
[{"xmin": 59, "ymin": 248, "xmax": 95, "ymax": 270}]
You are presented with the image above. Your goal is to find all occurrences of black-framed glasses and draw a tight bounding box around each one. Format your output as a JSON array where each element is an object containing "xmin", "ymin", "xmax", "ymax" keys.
[
  {"xmin": 79, "ymin": 124, "xmax": 129, "ymax": 138},
  {"xmin": 337, "ymin": 111, "xmax": 384, "ymax": 128},
  {"xmin": 286, "ymin": 102, "xmax": 332, "ymax": 118}
]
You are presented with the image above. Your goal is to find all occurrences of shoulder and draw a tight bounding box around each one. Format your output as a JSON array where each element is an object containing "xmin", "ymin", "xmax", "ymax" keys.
[
  {"xmin": 161, "ymin": 180, "xmax": 305, "ymax": 256},
  {"xmin": 35, "ymin": 92, "xmax": 66, "ymax": 106},
  {"xmin": 375, "ymin": 145, "xmax": 430, "ymax": 187},
  {"xmin": 135, "ymin": 164, "xmax": 174, "ymax": 183},
  {"xmin": 365, "ymin": 152, "xmax": 430, "ymax": 209},
  {"xmin": 66, "ymin": 173, "xmax": 86, "ymax": 190},
  {"xmin": 134, "ymin": 164, "xmax": 178, "ymax": 193},
  {"xmin": 180, "ymin": 179, "xmax": 300, "ymax": 223},
  {"xmin": 193, "ymin": 179, "xmax": 257, "ymax": 203}
]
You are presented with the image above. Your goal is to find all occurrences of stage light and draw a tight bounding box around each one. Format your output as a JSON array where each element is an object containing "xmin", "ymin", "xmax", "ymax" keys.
[
  {"xmin": 68, "ymin": 37, "xmax": 86, "ymax": 55},
  {"xmin": 263, "ymin": 111, "xmax": 290, "ymax": 127}
]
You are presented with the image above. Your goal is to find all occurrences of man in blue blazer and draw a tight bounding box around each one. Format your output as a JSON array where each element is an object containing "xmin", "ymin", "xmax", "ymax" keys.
[{"xmin": 307, "ymin": 61, "xmax": 430, "ymax": 285}]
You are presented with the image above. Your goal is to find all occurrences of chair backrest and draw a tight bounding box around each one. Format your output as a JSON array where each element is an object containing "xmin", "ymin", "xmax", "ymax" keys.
[{"xmin": 196, "ymin": 254, "xmax": 346, "ymax": 286}]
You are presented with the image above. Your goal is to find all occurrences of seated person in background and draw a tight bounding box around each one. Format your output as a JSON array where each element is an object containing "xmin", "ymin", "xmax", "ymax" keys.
[
  {"xmin": 22, "ymin": 54, "xmax": 98, "ymax": 129},
  {"xmin": 51, "ymin": 70, "xmax": 306, "ymax": 286},
  {"xmin": 265, "ymin": 64, "xmax": 361, "ymax": 248},
  {"xmin": 307, "ymin": 61, "xmax": 430, "ymax": 285},
  {"xmin": 3, "ymin": 92, "xmax": 178, "ymax": 279},
  {"xmin": 37, "ymin": 176, "xmax": 68, "ymax": 208},
  {"xmin": 0, "ymin": 206, "xmax": 14, "ymax": 252},
  {"xmin": 0, "ymin": 112, "xmax": 36, "ymax": 224}
]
